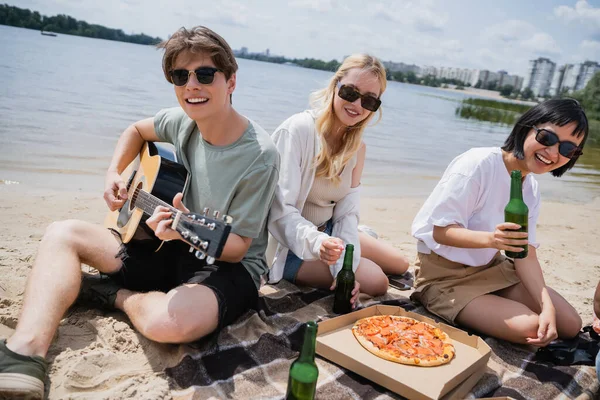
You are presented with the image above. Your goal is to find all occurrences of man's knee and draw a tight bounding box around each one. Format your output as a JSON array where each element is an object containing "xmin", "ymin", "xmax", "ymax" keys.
[
  {"xmin": 141, "ymin": 289, "xmax": 219, "ymax": 343},
  {"xmin": 43, "ymin": 219, "xmax": 85, "ymax": 248},
  {"xmin": 142, "ymin": 310, "xmax": 214, "ymax": 344}
]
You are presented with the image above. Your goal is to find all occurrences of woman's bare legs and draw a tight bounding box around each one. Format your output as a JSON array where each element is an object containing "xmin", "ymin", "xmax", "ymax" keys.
[
  {"xmin": 295, "ymin": 257, "xmax": 389, "ymax": 297},
  {"xmin": 455, "ymin": 283, "xmax": 581, "ymax": 344},
  {"xmin": 359, "ymin": 232, "xmax": 409, "ymax": 275}
]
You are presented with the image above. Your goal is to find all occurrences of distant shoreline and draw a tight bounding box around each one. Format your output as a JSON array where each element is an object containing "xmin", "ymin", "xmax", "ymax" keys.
[
  {"xmin": 436, "ymin": 85, "xmax": 538, "ymax": 106},
  {"xmin": 0, "ymin": 4, "xmax": 162, "ymax": 46}
]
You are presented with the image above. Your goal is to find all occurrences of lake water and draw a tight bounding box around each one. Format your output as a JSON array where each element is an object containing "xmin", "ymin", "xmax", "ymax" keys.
[{"xmin": 1, "ymin": 25, "xmax": 599, "ymax": 203}]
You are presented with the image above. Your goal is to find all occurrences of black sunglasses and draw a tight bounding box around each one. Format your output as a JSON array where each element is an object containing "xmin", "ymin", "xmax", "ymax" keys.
[
  {"xmin": 337, "ymin": 83, "xmax": 381, "ymax": 112},
  {"xmin": 169, "ymin": 67, "xmax": 220, "ymax": 86},
  {"xmin": 532, "ymin": 126, "xmax": 582, "ymax": 159}
]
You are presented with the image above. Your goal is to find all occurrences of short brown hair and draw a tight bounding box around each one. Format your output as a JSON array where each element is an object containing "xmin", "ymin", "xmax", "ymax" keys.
[{"xmin": 158, "ymin": 26, "xmax": 238, "ymax": 83}]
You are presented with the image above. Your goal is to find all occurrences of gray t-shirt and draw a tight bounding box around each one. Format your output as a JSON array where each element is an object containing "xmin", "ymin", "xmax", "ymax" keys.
[{"xmin": 154, "ymin": 107, "xmax": 280, "ymax": 288}]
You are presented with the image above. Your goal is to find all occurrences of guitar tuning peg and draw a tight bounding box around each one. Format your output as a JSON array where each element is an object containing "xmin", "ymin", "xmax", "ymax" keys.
[
  {"xmin": 180, "ymin": 229, "xmax": 190, "ymax": 239},
  {"xmin": 222, "ymin": 215, "xmax": 233, "ymax": 224},
  {"xmin": 206, "ymin": 256, "xmax": 215, "ymax": 265},
  {"xmin": 203, "ymin": 207, "xmax": 209, "ymax": 216},
  {"xmin": 213, "ymin": 210, "xmax": 220, "ymax": 219},
  {"xmin": 189, "ymin": 215, "xmax": 196, "ymax": 220},
  {"xmin": 190, "ymin": 235, "xmax": 199, "ymax": 244},
  {"xmin": 200, "ymin": 240, "xmax": 209, "ymax": 250},
  {"xmin": 189, "ymin": 246, "xmax": 194, "ymax": 253},
  {"xmin": 195, "ymin": 250, "xmax": 206, "ymax": 260}
]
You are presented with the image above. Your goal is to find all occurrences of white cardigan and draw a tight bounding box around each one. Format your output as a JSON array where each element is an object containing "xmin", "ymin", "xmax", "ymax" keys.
[{"xmin": 267, "ymin": 111, "xmax": 361, "ymax": 283}]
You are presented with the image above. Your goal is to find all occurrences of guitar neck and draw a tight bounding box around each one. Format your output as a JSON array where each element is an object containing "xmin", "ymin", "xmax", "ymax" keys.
[
  {"xmin": 127, "ymin": 185, "xmax": 231, "ymax": 262},
  {"xmin": 132, "ymin": 189, "xmax": 177, "ymax": 216}
]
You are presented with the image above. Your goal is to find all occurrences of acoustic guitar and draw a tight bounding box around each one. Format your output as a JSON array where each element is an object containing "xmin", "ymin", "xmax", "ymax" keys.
[{"xmin": 104, "ymin": 142, "xmax": 231, "ymax": 264}]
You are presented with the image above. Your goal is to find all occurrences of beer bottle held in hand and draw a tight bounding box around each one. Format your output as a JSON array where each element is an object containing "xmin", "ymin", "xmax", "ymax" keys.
[
  {"xmin": 286, "ymin": 321, "xmax": 319, "ymax": 400},
  {"xmin": 333, "ymin": 244, "xmax": 355, "ymax": 314},
  {"xmin": 504, "ymin": 170, "xmax": 528, "ymax": 259}
]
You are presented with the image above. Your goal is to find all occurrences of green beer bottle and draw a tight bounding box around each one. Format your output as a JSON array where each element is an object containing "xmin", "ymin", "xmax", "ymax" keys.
[
  {"xmin": 504, "ymin": 170, "xmax": 528, "ymax": 259},
  {"xmin": 333, "ymin": 244, "xmax": 355, "ymax": 314},
  {"xmin": 286, "ymin": 321, "xmax": 319, "ymax": 400}
]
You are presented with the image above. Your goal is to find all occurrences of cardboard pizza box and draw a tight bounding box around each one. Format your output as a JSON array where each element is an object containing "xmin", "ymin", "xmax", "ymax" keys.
[{"xmin": 316, "ymin": 305, "xmax": 491, "ymax": 400}]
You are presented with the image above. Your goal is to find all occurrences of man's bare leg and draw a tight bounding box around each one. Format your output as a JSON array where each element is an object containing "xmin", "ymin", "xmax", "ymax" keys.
[
  {"xmin": 114, "ymin": 283, "xmax": 219, "ymax": 343},
  {"xmin": 6, "ymin": 220, "xmax": 122, "ymax": 358}
]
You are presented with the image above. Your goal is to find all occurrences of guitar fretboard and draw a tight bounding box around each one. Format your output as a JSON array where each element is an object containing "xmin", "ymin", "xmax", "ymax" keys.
[{"xmin": 131, "ymin": 188, "xmax": 177, "ymax": 216}]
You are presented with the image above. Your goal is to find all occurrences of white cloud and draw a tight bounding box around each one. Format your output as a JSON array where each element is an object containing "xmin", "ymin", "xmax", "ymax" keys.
[
  {"xmin": 289, "ymin": 0, "xmax": 340, "ymax": 12},
  {"xmin": 481, "ymin": 20, "xmax": 536, "ymax": 43},
  {"xmin": 575, "ymin": 39, "xmax": 600, "ymax": 61},
  {"xmin": 554, "ymin": 0, "xmax": 600, "ymax": 35},
  {"xmin": 371, "ymin": 2, "xmax": 448, "ymax": 32},
  {"xmin": 474, "ymin": 20, "xmax": 562, "ymax": 74},
  {"xmin": 521, "ymin": 33, "xmax": 561, "ymax": 55},
  {"xmin": 190, "ymin": 1, "xmax": 250, "ymax": 28},
  {"xmin": 581, "ymin": 39, "xmax": 600, "ymax": 52}
]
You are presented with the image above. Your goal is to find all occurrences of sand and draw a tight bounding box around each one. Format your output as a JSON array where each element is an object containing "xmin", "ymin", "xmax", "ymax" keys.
[{"xmin": 0, "ymin": 183, "xmax": 598, "ymax": 399}]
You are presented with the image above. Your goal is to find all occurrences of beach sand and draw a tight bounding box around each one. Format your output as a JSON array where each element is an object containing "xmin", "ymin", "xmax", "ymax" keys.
[{"xmin": 0, "ymin": 184, "xmax": 598, "ymax": 399}]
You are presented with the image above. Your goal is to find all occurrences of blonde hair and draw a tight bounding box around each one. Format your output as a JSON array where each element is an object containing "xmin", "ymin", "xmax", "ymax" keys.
[{"xmin": 310, "ymin": 54, "xmax": 387, "ymax": 184}]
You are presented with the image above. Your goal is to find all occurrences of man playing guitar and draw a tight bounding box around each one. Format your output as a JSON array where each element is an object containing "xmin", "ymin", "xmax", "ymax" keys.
[{"xmin": 0, "ymin": 26, "xmax": 279, "ymax": 399}]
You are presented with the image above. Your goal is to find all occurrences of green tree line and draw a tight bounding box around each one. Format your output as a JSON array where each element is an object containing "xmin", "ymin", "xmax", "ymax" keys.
[
  {"xmin": 456, "ymin": 71, "xmax": 600, "ymax": 146},
  {"xmin": 571, "ymin": 72, "xmax": 600, "ymax": 146},
  {"xmin": 0, "ymin": 4, "xmax": 162, "ymax": 45},
  {"xmin": 237, "ymin": 53, "xmax": 341, "ymax": 72}
]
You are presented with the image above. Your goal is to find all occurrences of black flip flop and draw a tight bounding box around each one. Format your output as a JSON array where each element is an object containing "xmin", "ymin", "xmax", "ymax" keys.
[{"xmin": 534, "ymin": 327, "xmax": 599, "ymax": 366}]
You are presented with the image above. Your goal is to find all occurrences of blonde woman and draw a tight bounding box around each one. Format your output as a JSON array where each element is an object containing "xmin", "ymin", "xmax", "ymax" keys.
[{"xmin": 268, "ymin": 54, "xmax": 409, "ymax": 300}]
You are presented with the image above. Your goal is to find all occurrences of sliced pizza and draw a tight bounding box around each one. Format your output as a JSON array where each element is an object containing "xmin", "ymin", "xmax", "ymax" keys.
[{"xmin": 352, "ymin": 315, "xmax": 455, "ymax": 367}]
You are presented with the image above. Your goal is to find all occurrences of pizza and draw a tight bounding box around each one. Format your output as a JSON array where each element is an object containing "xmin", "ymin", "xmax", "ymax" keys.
[{"xmin": 352, "ymin": 315, "xmax": 455, "ymax": 367}]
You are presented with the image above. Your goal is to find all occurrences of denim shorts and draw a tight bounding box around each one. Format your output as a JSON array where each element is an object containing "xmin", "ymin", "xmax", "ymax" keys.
[
  {"xmin": 596, "ymin": 349, "xmax": 600, "ymax": 382},
  {"xmin": 283, "ymin": 219, "xmax": 333, "ymax": 283}
]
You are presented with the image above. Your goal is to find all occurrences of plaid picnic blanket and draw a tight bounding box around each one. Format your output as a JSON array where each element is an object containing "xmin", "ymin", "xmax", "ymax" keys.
[{"xmin": 165, "ymin": 280, "xmax": 600, "ymax": 400}]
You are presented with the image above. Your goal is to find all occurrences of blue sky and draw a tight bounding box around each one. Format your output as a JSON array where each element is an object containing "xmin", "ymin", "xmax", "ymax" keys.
[{"xmin": 8, "ymin": 0, "xmax": 600, "ymax": 77}]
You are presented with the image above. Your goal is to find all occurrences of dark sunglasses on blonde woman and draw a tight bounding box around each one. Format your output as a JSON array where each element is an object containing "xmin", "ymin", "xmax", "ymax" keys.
[
  {"xmin": 336, "ymin": 82, "xmax": 381, "ymax": 112},
  {"xmin": 532, "ymin": 126, "xmax": 583, "ymax": 159},
  {"xmin": 169, "ymin": 67, "xmax": 220, "ymax": 86}
]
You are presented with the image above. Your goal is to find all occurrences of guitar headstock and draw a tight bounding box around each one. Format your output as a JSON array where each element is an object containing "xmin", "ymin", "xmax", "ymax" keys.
[{"xmin": 173, "ymin": 209, "xmax": 232, "ymax": 264}]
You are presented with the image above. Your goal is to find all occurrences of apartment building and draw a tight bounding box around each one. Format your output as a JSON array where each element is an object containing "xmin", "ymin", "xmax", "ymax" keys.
[{"xmin": 523, "ymin": 57, "xmax": 556, "ymax": 97}]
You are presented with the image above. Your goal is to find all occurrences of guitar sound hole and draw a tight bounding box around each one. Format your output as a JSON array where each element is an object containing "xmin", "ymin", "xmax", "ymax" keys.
[{"xmin": 129, "ymin": 182, "xmax": 144, "ymax": 212}]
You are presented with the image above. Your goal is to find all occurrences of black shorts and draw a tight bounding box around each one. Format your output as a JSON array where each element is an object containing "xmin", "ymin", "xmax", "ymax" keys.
[{"xmin": 107, "ymin": 231, "xmax": 258, "ymax": 329}]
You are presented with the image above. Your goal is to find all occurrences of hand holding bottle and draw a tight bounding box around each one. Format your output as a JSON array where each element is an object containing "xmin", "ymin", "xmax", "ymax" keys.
[
  {"xmin": 504, "ymin": 170, "xmax": 529, "ymax": 258},
  {"xmin": 488, "ymin": 222, "xmax": 529, "ymax": 253},
  {"xmin": 330, "ymin": 279, "xmax": 360, "ymax": 309},
  {"xmin": 332, "ymin": 244, "xmax": 356, "ymax": 314}
]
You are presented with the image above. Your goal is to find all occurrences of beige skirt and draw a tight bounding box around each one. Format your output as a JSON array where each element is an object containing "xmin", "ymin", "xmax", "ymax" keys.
[{"xmin": 410, "ymin": 251, "xmax": 521, "ymax": 324}]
